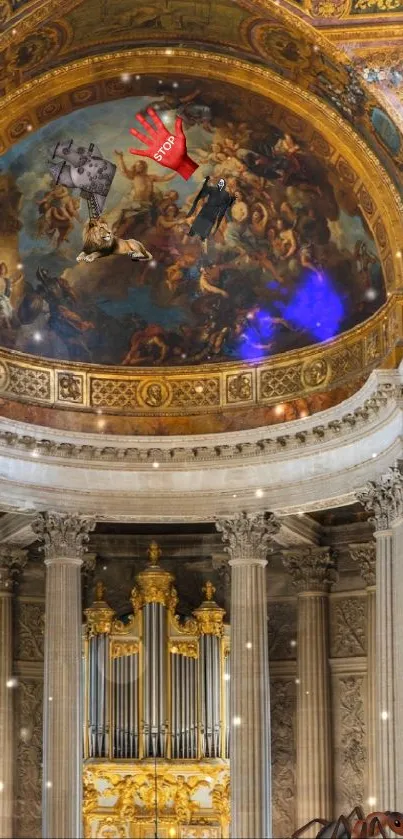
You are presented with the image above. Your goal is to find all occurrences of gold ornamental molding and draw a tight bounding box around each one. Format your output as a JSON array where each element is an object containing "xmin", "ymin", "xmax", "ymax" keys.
[{"xmin": 0, "ymin": 49, "xmax": 402, "ymax": 417}]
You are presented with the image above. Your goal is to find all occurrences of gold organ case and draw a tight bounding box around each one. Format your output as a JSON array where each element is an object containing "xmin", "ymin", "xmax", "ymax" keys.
[{"xmin": 83, "ymin": 542, "xmax": 230, "ymax": 839}]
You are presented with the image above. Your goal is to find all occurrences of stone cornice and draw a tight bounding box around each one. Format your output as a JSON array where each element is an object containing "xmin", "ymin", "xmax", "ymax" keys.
[
  {"xmin": 0, "ymin": 372, "xmax": 398, "ymax": 468},
  {"xmin": 0, "ymin": 369, "xmax": 401, "ymax": 519}
]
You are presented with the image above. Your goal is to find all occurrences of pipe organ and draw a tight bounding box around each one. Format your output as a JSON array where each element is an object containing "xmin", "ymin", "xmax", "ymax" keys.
[{"xmin": 83, "ymin": 542, "xmax": 230, "ymax": 839}]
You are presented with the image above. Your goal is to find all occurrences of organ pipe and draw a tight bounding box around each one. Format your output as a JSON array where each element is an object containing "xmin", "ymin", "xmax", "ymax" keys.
[{"xmin": 83, "ymin": 543, "xmax": 229, "ymax": 765}]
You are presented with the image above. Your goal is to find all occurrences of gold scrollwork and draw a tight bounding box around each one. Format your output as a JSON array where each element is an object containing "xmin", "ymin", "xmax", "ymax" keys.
[
  {"xmin": 110, "ymin": 641, "xmax": 139, "ymax": 659},
  {"xmin": 169, "ymin": 640, "xmax": 199, "ymax": 658},
  {"xmin": 84, "ymin": 581, "xmax": 115, "ymax": 637}
]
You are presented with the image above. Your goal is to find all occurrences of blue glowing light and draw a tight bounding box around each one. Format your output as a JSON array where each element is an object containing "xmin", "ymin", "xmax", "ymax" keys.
[
  {"xmin": 278, "ymin": 269, "xmax": 345, "ymax": 342},
  {"xmin": 237, "ymin": 309, "xmax": 276, "ymax": 362}
]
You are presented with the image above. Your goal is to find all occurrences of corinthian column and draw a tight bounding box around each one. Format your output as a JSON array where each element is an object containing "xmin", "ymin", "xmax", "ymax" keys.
[
  {"xmin": 357, "ymin": 466, "xmax": 403, "ymax": 810},
  {"xmin": 0, "ymin": 547, "xmax": 26, "ymax": 839},
  {"xmin": 282, "ymin": 547, "xmax": 338, "ymax": 832},
  {"xmin": 32, "ymin": 513, "xmax": 95, "ymax": 839},
  {"xmin": 216, "ymin": 511, "xmax": 280, "ymax": 839},
  {"xmin": 349, "ymin": 542, "xmax": 376, "ymax": 807}
]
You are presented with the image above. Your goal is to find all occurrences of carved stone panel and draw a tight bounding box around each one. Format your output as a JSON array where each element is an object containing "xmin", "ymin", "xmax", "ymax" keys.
[
  {"xmin": 14, "ymin": 601, "xmax": 44, "ymax": 661},
  {"xmin": 14, "ymin": 679, "xmax": 43, "ymax": 838},
  {"xmin": 268, "ymin": 602, "xmax": 297, "ymax": 660},
  {"xmin": 270, "ymin": 678, "xmax": 296, "ymax": 839},
  {"xmin": 332, "ymin": 675, "xmax": 366, "ymax": 815},
  {"xmin": 330, "ymin": 598, "xmax": 367, "ymax": 658}
]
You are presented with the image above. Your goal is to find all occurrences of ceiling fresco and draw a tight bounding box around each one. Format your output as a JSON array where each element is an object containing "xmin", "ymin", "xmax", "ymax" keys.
[
  {"xmin": 0, "ymin": 78, "xmax": 386, "ymax": 367},
  {"xmin": 0, "ymin": 0, "xmax": 402, "ymax": 433}
]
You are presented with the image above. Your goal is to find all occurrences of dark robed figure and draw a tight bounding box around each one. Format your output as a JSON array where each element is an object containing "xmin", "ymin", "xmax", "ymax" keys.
[{"xmin": 186, "ymin": 177, "xmax": 235, "ymax": 241}]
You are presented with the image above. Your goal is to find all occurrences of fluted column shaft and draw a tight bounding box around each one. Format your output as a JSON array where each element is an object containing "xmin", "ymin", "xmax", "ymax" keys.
[
  {"xmin": 283, "ymin": 548, "xmax": 337, "ymax": 833},
  {"xmin": 391, "ymin": 518, "xmax": 403, "ymax": 804},
  {"xmin": 297, "ymin": 592, "xmax": 332, "ymax": 826},
  {"xmin": 366, "ymin": 584, "xmax": 376, "ymax": 803},
  {"xmin": 230, "ymin": 558, "xmax": 270, "ymax": 838},
  {"xmin": 0, "ymin": 548, "xmax": 26, "ymax": 839},
  {"xmin": 0, "ymin": 587, "xmax": 13, "ymax": 839},
  {"xmin": 33, "ymin": 513, "xmax": 95, "ymax": 839},
  {"xmin": 216, "ymin": 512, "xmax": 279, "ymax": 839},
  {"xmin": 374, "ymin": 530, "xmax": 396, "ymax": 809}
]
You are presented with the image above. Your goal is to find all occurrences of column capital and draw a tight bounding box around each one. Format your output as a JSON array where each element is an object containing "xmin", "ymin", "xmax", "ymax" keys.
[
  {"xmin": 349, "ymin": 542, "xmax": 376, "ymax": 587},
  {"xmin": 215, "ymin": 511, "xmax": 280, "ymax": 565},
  {"xmin": 32, "ymin": 512, "xmax": 96, "ymax": 564},
  {"xmin": 0, "ymin": 544, "xmax": 27, "ymax": 592},
  {"xmin": 282, "ymin": 546, "xmax": 338, "ymax": 593},
  {"xmin": 356, "ymin": 464, "xmax": 403, "ymax": 531}
]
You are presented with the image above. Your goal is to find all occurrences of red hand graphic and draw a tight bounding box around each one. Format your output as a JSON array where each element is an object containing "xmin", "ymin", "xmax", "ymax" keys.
[{"xmin": 129, "ymin": 107, "xmax": 198, "ymax": 180}]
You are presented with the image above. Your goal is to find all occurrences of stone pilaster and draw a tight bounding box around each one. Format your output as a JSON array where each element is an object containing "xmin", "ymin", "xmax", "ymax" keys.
[
  {"xmin": 32, "ymin": 513, "xmax": 95, "ymax": 839},
  {"xmin": 357, "ymin": 465, "xmax": 403, "ymax": 810},
  {"xmin": 0, "ymin": 546, "xmax": 26, "ymax": 839},
  {"xmin": 349, "ymin": 542, "xmax": 376, "ymax": 806},
  {"xmin": 216, "ymin": 511, "xmax": 279, "ymax": 839},
  {"xmin": 282, "ymin": 547, "xmax": 338, "ymax": 832}
]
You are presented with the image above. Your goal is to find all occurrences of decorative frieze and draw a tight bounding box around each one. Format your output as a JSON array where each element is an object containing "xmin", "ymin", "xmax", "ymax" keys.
[{"xmin": 330, "ymin": 597, "xmax": 366, "ymax": 658}]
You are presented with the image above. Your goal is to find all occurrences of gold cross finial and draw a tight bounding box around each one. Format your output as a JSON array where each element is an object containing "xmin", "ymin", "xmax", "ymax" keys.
[
  {"xmin": 203, "ymin": 580, "xmax": 216, "ymax": 601},
  {"xmin": 147, "ymin": 540, "xmax": 162, "ymax": 565}
]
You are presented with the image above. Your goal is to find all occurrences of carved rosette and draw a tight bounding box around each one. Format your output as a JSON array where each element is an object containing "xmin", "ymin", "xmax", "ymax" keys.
[
  {"xmin": 356, "ymin": 465, "xmax": 403, "ymax": 531},
  {"xmin": 0, "ymin": 545, "xmax": 27, "ymax": 592},
  {"xmin": 215, "ymin": 511, "xmax": 280, "ymax": 565},
  {"xmin": 349, "ymin": 542, "xmax": 376, "ymax": 587},
  {"xmin": 282, "ymin": 547, "xmax": 339, "ymax": 592},
  {"xmin": 32, "ymin": 512, "xmax": 96, "ymax": 563}
]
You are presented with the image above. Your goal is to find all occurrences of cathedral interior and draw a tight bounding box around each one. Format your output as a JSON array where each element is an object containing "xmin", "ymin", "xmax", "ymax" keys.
[{"xmin": 1, "ymin": 0, "xmax": 403, "ymax": 837}]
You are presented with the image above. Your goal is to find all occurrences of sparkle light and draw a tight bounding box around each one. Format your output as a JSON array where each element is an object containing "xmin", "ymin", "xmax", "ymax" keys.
[
  {"xmin": 233, "ymin": 493, "xmax": 237, "ymax": 498},
  {"xmin": 102, "ymin": 565, "xmax": 107, "ymax": 571},
  {"xmin": 365, "ymin": 288, "xmax": 377, "ymax": 300},
  {"xmin": 295, "ymin": 678, "xmax": 300, "ymax": 685},
  {"xmin": 290, "ymin": 639, "xmax": 297, "ymax": 647},
  {"xmin": 49, "ymin": 696, "xmax": 53, "ymax": 702},
  {"xmin": 165, "ymin": 49, "xmax": 173, "ymax": 55},
  {"xmin": 135, "ymin": 75, "xmax": 141, "ymax": 80},
  {"xmin": 274, "ymin": 404, "xmax": 284, "ymax": 416},
  {"xmin": 20, "ymin": 727, "xmax": 31, "ymax": 742},
  {"xmin": 173, "ymin": 82, "xmax": 179, "ymax": 88},
  {"xmin": 396, "ymin": 251, "xmax": 402, "ymax": 258},
  {"xmin": 232, "ymin": 716, "xmax": 241, "ymax": 726},
  {"xmin": 26, "ymin": 124, "xmax": 33, "ymax": 132},
  {"xmin": 372, "ymin": 453, "xmax": 377, "ymax": 458},
  {"xmin": 224, "ymin": 673, "xmax": 230, "ymax": 681},
  {"xmin": 368, "ymin": 797, "xmax": 377, "ymax": 807},
  {"xmin": 195, "ymin": 385, "xmax": 203, "ymax": 393},
  {"xmin": 0, "ymin": 781, "xmax": 3, "ymax": 792},
  {"xmin": 97, "ymin": 418, "xmax": 106, "ymax": 430},
  {"xmin": 46, "ymin": 781, "xmax": 52, "ymax": 789},
  {"xmin": 16, "ymin": 262, "xmax": 23, "ymax": 270},
  {"xmin": 245, "ymin": 641, "xmax": 252, "ymax": 649},
  {"xmin": 11, "ymin": 28, "xmax": 17, "ymax": 35},
  {"xmin": 96, "ymin": 408, "xmax": 103, "ymax": 415},
  {"xmin": 31, "ymin": 449, "xmax": 39, "ymax": 458},
  {"xmin": 149, "ymin": 259, "xmax": 157, "ymax": 268},
  {"xmin": 152, "ymin": 461, "xmax": 160, "ymax": 469},
  {"xmin": 120, "ymin": 73, "xmax": 131, "ymax": 82},
  {"xmin": 6, "ymin": 678, "xmax": 17, "ymax": 688},
  {"xmin": 255, "ymin": 489, "xmax": 264, "ymax": 498},
  {"xmin": 33, "ymin": 331, "xmax": 42, "ymax": 342},
  {"xmin": 381, "ymin": 710, "xmax": 389, "ymax": 720}
]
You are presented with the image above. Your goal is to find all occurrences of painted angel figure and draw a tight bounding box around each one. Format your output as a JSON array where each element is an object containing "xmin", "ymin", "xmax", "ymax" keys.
[{"xmin": 186, "ymin": 176, "xmax": 235, "ymax": 243}]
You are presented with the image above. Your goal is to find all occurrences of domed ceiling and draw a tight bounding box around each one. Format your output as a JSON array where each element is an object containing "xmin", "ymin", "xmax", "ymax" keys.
[
  {"xmin": 1, "ymin": 77, "xmax": 386, "ymax": 367},
  {"xmin": 0, "ymin": 0, "xmax": 403, "ymax": 434}
]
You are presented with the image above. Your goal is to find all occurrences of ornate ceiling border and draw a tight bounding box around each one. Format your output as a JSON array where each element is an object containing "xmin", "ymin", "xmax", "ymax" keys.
[
  {"xmin": 0, "ymin": 49, "xmax": 402, "ymax": 420},
  {"xmin": 0, "ymin": 368, "xmax": 401, "ymax": 519}
]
